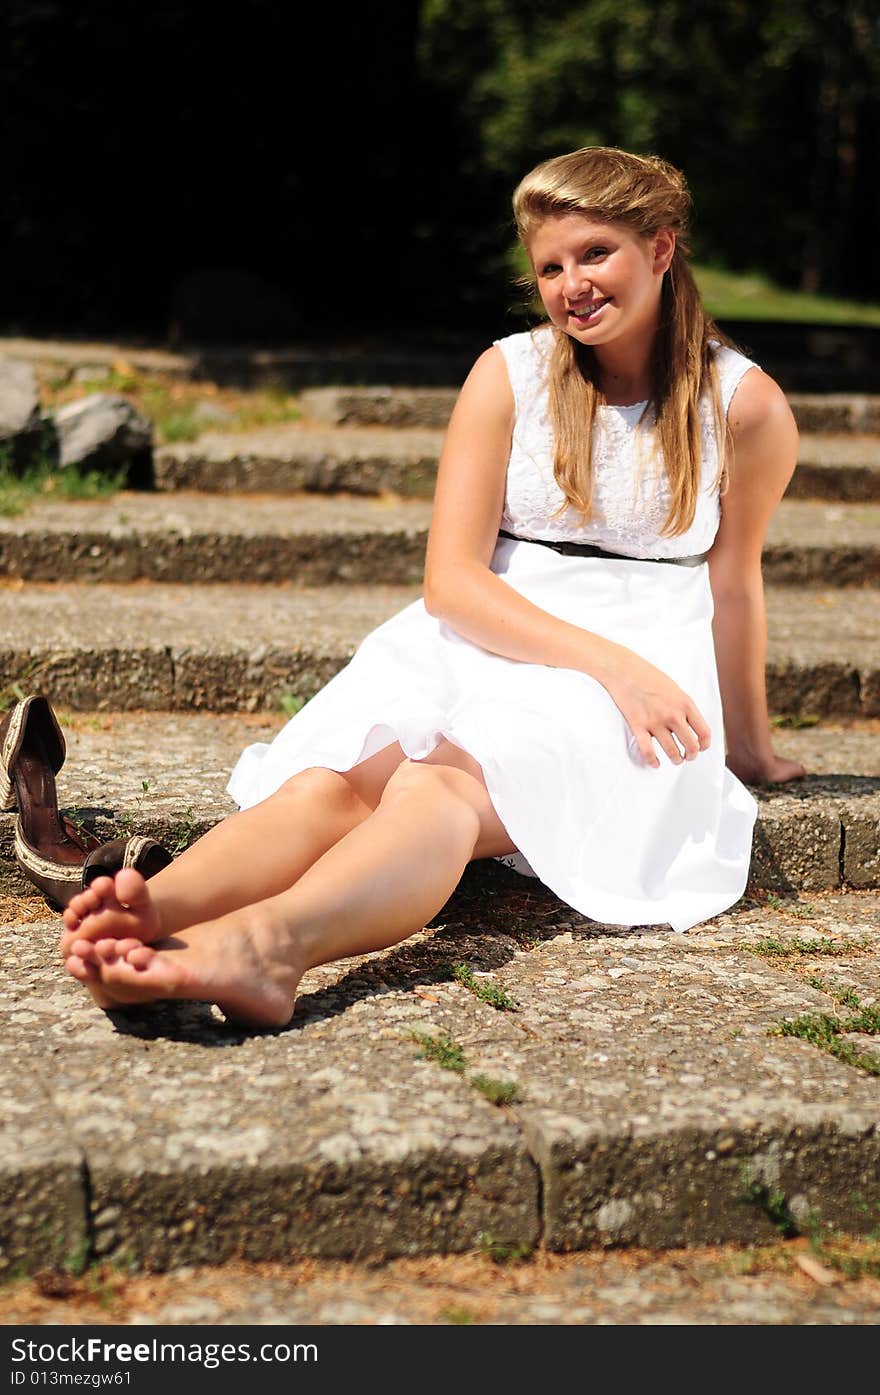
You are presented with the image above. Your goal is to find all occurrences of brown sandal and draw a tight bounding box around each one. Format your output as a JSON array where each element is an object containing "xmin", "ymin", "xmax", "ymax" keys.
[
  {"xmin": 81, "ymin": 836, "xmax": 173, "ymax": 889},
  {"xmin": 0, "ymin": 695, "xmax": 101, "ymax": 908}
]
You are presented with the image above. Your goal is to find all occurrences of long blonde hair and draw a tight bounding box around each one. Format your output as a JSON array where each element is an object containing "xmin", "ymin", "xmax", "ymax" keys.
[{"xmin": 513, "ymin": 146, "xmax": 735, "ymax": 536}]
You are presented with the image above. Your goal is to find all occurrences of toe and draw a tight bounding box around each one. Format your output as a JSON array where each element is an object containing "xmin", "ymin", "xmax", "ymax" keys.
[
  {"xmin": 94, "ymin": 936, "xmax": 124, "ymax": 962},
  {"xmin": 114, "ymin": 938, "xmax": 145, "ymax": 958},
  {"xmin": 65, "ymin": 954, "xmax": 97, "ymax": 982},
  {"xmin": 114, "ymin": 868, "xmax": 150, "ymax": 910},
  {"xmin": 86, "ymin": 875, "xmax": 116, "ymax": 900},
  {"xmin": 70, "ymin": 938, "xmax": 99, "ymax": 964},
  {"xmin": 125, "ymin": 944, "xmax": 155, "ymax": 969}
]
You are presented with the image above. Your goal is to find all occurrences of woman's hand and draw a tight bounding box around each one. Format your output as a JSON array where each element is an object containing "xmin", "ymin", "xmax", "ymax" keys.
[
  {"xmin": 726, "ymin": 750, "xmax": 807, "ymax": 785},
  {"xmin": 600, "ymin": 648, "xmax": 711, "ymax": 769}
]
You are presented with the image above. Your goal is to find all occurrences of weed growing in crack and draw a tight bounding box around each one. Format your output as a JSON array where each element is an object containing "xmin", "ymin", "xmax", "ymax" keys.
[
  {"xmin": 468, "ymin": 1074, "xmax": 520, "ymax": 1107},
  {"xmin": 169, "ymin": 806, "xmax": 197, "ymax": 856},
  {"xmin": 406, "ymin": 1032, "xmax": 521, "ymax": 1105},
  {"xmin": 741, "ymin": 936, "xmax": 852, "ymax": 960},
  {"xmin": 408, "ymin": 1030, "xmax": 467, "ymax": 1074},
  {"xmin": 117, "ymin": 779, "xmax": 151, "ymax": 839},
  {"xmin": 807, "ymin": 976, "xmax": 862, "ymax": 1010},
  {"xmin": 477, "ymin": 1231, "xmax": 533, "ymax": 1265},
  {"xmin": 770, "ymin": 985, "xmax": 880, "ymax": 1076},
  {"xmin": 738, "ymin": 1168, "xmax": 800, "ymax": 1238},
  {"xmin": 453, "ymin": 962, "xmax": 518, "ymax": 1011}
]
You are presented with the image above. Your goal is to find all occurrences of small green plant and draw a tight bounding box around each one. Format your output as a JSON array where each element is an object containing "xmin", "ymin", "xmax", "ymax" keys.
[
  {"xmin": 476, "ymin": 1231, "xmax": 533, "ymax": 1265},
  {"xmin": 64, "ymin": 804, "xmax": 89, "ymax": 838},
  {"xmin": 807, "ymin": 976, "xmax": 862, "ymax": 1009},
  {"xmin": 0, "ymin": 454, "xmax": 127, "ymax": 516},
  {"xmin": 62, "ymin": 1236, "xmax": 91, "ymax": 1277},
  {"xmin": 760, "ymin": 896, "xmax": 815, "ymax": 918},
  {"xmin": 408, "ymin": 1030, "xmax": 467, "ymax": 1074},
  {"xmin": 117, "ymin": 779, "xmax": 151, "ymax": 838},
  {"xmin": 84, "ymin": 1266, "xmax": 117, "ymax": 1309},
  {"xmin": 453, "ymin": 962, "xmax": 518, "ymax": 1011},
  {"xmin": 169, "ymin": 805, "xmax": 197, "ymax": 856},
  {"xmin": 770, "ymin": 986, "xmax": 880, "ymax": 1076},
  {"xmin": 278, "ymin": 692, "xmax": 306, "ymax": 718},
  {"xmin": 0, "ymin": 662, "xmax": 50, "ymax": 713},
  {"xmin": 741, "ymin": 935, "xmax": 852, "ymax": 960},
  {"xmin": 468, "ymin": 1074, "xmax": 520, "ymax": 1107},
  {"xmin": 738, "ymin": 1168, "xmax": 799, "ymax": 1238},
  {"xmin": 770, "ymin": 714, "xmax": 821, "ymax": 729}
]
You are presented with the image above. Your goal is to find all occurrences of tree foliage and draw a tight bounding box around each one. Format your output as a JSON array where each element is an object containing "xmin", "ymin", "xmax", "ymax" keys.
[{"xmin": 418, "ymin": 0, "xmax": 880, "ymax": 302}]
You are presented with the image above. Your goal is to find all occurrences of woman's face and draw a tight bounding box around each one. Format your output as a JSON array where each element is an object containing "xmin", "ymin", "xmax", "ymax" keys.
[{"xmin": 527, "ymin": 214, "xmax": 674, "ymax": 354}]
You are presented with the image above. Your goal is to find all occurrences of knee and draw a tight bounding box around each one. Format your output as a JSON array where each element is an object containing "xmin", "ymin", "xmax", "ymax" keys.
[
  {"xmin": 379, "ymin": 758, "xmax": 480, "ymax": 827},
  {"xmin": 274, "ymin": 766, "xmax": 365, "ymax": 812}
]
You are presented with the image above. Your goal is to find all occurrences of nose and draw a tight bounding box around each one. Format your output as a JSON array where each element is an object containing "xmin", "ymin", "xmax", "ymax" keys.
[{"xmin": 563, "ymin": 265, "xmax": 592, "ymax": 303}]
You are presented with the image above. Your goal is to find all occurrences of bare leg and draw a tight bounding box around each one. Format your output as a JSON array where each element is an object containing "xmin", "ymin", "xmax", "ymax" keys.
[
  {"xmin": 64, "ymin": 754, "xmax": 515, "ymax": 1026},
  {"xmin": 60, "ymin": 744, "xmax": 408, "ymax": 956}
]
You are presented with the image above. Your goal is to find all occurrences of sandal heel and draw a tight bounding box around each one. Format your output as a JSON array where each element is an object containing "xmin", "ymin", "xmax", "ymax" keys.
[{"xmin": 0, "ymin": 701, "xmax": 29, "ymax": 811}]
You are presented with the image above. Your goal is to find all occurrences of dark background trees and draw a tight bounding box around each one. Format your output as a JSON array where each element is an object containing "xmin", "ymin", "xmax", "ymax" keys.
[{"xmin": 3, "ymin": 0, "xmax": 878, "ymax": 342}]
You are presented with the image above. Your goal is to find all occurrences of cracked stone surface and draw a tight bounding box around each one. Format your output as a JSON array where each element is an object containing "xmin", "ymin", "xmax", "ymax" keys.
[{"xmin": 1, "ymin": 889, "xmax": 878, "ymax": 1273}]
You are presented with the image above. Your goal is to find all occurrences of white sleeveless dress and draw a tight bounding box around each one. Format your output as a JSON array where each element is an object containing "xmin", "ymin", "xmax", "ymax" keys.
[{"xmin": 228, "ymin": 327, "xmax": 759, "ymax": 933}]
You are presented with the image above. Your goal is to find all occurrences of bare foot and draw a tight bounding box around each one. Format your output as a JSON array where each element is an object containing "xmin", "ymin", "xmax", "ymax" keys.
[
  {"xmin": 60, "ymin": 868, "xmax": 162, "ymax": 959},
  {"xmin": 63, "ymin": 908, "xmax": 304, "ymax": 1028}
]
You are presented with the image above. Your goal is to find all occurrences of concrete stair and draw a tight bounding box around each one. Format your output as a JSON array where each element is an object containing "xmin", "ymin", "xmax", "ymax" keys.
[
  {"xmin": 2, "ymin": 366, "xmax": 879, "ymax": 1273},
  {"xmin": 152, "ymin": 422, "xmax": 880, "ymax": 501},
  {"xmin": 1, "ymin": 495, "xmax": 878, "ymax": 585},
  {"xmin": 1, "ymin": 378, "xmax": 877, "ymax": 889}
]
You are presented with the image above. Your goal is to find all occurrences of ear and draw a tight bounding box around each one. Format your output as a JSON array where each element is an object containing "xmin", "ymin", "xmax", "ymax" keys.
[{"xmin": 653, "ymin": 228, "xmax": 676, "ymax": 275}]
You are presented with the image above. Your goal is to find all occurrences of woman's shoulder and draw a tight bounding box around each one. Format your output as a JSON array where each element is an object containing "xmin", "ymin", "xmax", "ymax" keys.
[
  {"xmin": 492, "ymin": 325, "xmax": 553, "ymax": 403},
  {"xmin": 493, "ymin": 323, "xmax": 554, "ymax": 364},
  {"xmin": 726, "ymin": 363, "xmax": 795, "ymax": 440},
  {"xmin": 708, "ymin": 339, "xmax": 765, "ymax": 417}
]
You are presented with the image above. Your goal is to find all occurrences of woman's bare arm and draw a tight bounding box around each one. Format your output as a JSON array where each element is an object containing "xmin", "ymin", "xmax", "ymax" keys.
[
  {"xmin": 708, "ymin": 368, "xmax": 805, "ymax": 784},
  {"xmin": 424, "ymin": 347, "xmax": 711, "ymax": 768}
]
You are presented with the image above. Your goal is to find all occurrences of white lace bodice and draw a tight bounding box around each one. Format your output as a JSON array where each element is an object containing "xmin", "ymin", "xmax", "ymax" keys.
[{"xmin": 493, "ymin": 327, "xmax": 760, "ymax": 559}]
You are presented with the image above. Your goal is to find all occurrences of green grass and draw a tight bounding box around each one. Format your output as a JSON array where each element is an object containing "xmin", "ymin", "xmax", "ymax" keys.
[
  {"xmin": 770, "ymin": 986, "xmax": 880, "ymax": 1077},
  {"xmin": 408, "ymin": 1030, "xmax": 468, "ymax": 1074},
  {"xmin": 468, "ymin": 1074, "xmax": 520, "ymax": 1107},
  {"xmin": 0, "ymin": 455, "xmax": 127, "ymax": 516},
  {"xmin": 476, "ymin": 1231, "xmax": 533, "ymax": 1265},
  {"xmin": 695, "ymin": 264, "xmax": 880, "ymax": 326},
  {"xmin": 453, "ymin": 962, "xmax": 518, "ymax": 1011},
  {"xmin": 407, "ymin": 1031, "xmax": 521, "ymax": 1105},
  {"xmin": 740, "ymin": 935, "xmax": 848, "ymax": 959}
]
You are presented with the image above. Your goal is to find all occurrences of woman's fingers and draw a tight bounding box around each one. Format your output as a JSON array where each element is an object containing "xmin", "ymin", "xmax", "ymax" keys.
[
  {"xmin": 686, "ymin": 704, "xmax": 712, "ymax": 751},
  {"xmin": 641, "ymin": 704, "xmax": 711, "ymax": 769}
]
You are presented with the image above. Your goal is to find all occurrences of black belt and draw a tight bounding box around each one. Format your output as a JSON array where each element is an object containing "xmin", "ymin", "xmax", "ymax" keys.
[{"xmin": 497, "ymin": 529, "xmax": 708, "ymax": 567}]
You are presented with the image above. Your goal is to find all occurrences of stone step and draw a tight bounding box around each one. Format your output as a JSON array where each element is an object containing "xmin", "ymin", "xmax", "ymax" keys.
[
  {"xmin": 153, "ymin": 425, "xmax": 443, "ymax": 497},
  {"xmin": 299, "ymin": 386, "xmax": 880, "ymax": 437},
  {"xmin": 0, "ymin": 714, "xmax": 878, "ymax": 902},
  {"xmin": 0, "ymin": 582, "xmax": 878, "ymax": 718},
  {"xmin": 1, "ymin": 495, "xmax": 877, "ymax": 586},
  {"xmin": 5, "ymin": 890, "xmax": 880, "ymax": 1271},
  {"xmin": 153, "ymin": 424, "xmax": 880, "ymax": 501}
]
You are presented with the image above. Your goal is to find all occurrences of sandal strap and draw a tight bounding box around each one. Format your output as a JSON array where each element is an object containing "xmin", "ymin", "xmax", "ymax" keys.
[
  {"xmin": 122, "ymin": 835, "xmax": 152, "ymax": 869},
  {"xmin": 0, "ymin": 702, "xmax": 27, "ymax": 811},
  {"xmin": 14, "ymin": 821, "xmax": 84, "ymax": 884}
]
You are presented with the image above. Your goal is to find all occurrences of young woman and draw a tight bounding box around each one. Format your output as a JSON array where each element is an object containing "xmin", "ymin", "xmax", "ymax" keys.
[{"xmin": 60, "ymin": 146, "xmax": 804, "ymax": 1025}]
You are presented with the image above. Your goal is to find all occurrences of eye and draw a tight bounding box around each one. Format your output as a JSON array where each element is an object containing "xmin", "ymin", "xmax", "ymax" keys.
[
  {"xmin": 585, "ymin": 246, "xmax": 609, "ymax": 260},
  {"xmin": 538, "ymin": 262, "xmax": 561, "ymax": 277}
]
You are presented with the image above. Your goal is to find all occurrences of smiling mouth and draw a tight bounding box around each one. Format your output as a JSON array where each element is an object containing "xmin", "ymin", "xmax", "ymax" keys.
[{"xmin": 569, "ymin": 298, "xmax": 611, "ymax": 321}]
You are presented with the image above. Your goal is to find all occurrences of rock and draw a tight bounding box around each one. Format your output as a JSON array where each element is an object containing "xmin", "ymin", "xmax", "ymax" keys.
[
  {"xmin": 168, "ymin": 267, "xmax": 301, "ymax": 344},
  {"xmin": 0, "ymin": 358, "xmax": 48, "ymax": 468},
  {"xmin": 54, "ymin": 393, "xmax": 152, "ymax": 483}
]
